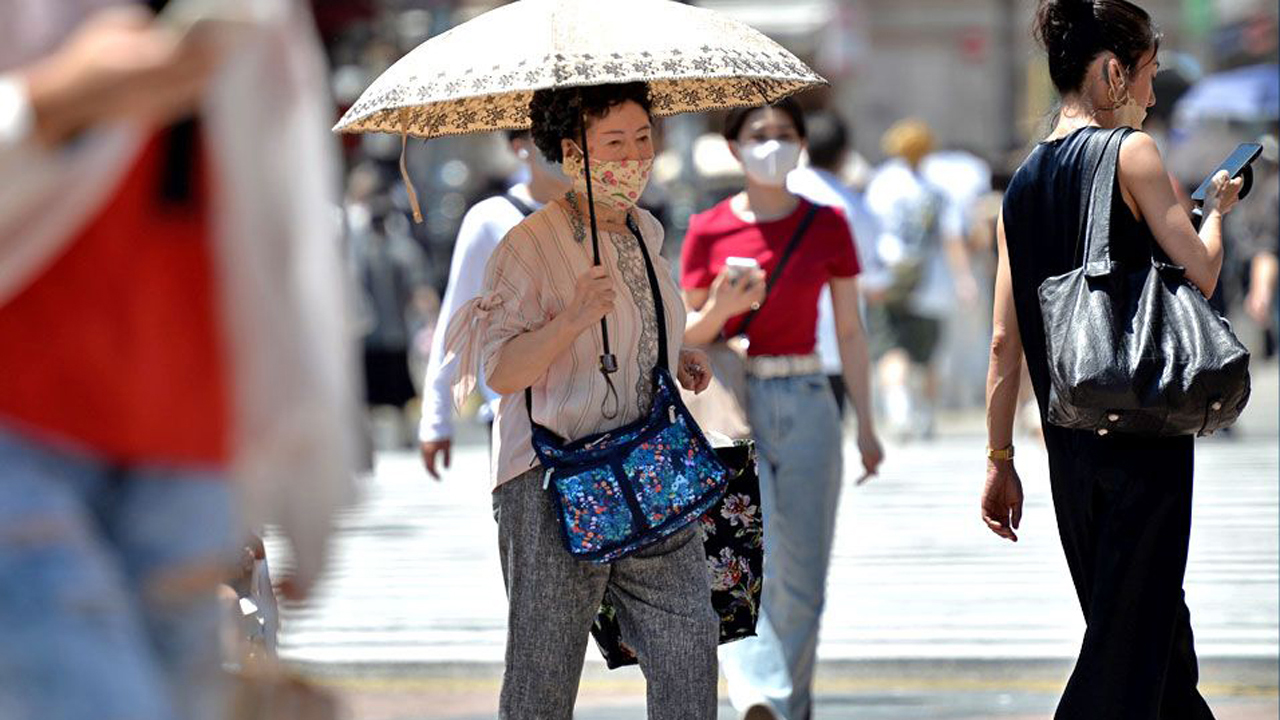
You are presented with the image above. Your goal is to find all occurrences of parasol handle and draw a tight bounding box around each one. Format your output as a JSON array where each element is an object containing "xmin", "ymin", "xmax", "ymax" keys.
[{"xmin": 579, "ymin": 103, "xmax": 620, "ymax": 418}]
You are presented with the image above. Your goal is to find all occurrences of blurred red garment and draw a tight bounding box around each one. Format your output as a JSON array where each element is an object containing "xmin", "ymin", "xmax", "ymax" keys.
[
  {"xmin": 680, "ymin": 199, "xmax": 860, "ymax": 356},
  {"xmin": 0, "ymin": 128, "xmax": 231, "ymax": 466},
  {"xmin": 0, "ymin": 0, "xmax": 360, "ymax": 593}
]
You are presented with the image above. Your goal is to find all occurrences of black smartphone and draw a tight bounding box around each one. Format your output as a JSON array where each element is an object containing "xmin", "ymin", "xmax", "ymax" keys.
[{"xmin": 1191, "ymin": 142, "xmax": 1263, "ymax": 203}]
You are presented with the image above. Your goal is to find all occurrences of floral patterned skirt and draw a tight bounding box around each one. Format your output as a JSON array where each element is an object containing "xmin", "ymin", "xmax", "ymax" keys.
[{"xmin": 590, "ymin": 440, "xmax": 762, "ymax": 668}]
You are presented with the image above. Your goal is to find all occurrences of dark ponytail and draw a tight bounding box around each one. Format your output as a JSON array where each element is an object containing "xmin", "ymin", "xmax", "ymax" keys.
[{"xmin": 1033, "ymin": 0, "xmax": 1160, "ymax": 95}]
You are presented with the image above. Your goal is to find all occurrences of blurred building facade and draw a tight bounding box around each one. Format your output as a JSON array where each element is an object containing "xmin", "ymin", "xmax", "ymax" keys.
[
  {"xmin": 319, "ymin": 0, "xmax": 1278, "ymax": 290},
  {"xmin": 703, "ymin": 0, "xmax": 1277, "ymax": 168}
]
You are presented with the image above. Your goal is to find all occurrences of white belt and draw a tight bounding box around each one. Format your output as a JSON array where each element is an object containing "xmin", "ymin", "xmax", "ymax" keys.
[{"xmin": 746, "ymin": 353, "xmax": 823, "ymax": 379}]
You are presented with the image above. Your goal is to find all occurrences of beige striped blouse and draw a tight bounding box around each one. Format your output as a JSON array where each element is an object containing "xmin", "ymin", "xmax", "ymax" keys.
[{"xmin": 442, "ymin": 201, "xmax": 687, "ymax": 488}]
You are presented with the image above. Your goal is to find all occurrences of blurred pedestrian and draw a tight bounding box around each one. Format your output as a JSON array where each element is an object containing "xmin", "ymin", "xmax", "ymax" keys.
[
  {"xmin": 0, "ymin": 2, "xmax": 359, "ymax": 719},
  {"xmin": 350, "ymin": 196, "xmax": 432, "ymax": 445},
  {"xmin": 419, "ymin": 130, "xmax": 572, "ymax": 479},
  {"xmin": 922, "ymin": 145, "xmax": 993, "ymax": 408},
  {"xmin": 865, "ymin": 118, "xmax": 979, "ymax": 438},
  {"xmin": 787, "ymin": 110, "xmax": 887, "ymax": 415},
  {"xmin": 983, "ymin": 1, "xmax": 1243, "ymax": 718},
  {"xmin": 1233, "ymin": 133, "xmax": 1279, "ymax": 351},
  {"xmin": 680, "ymin": 97, "xmax": 884, "ymax": 720},
  {"xmin": 1246, "ymin": 245, "xmax": 1278, "ymax": 340},
  {"xmin": 442, "ymin": 82, "xmax": 720, "ymax": 720}
]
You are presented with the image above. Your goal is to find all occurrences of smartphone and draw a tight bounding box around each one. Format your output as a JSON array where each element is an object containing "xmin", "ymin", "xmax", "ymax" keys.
[
  {"xmin": 723, "ymin": 256, "xmax": 761, "ymax": 285},
  {"xmin": 1191, "ymin": 142, "xmax": 1263, "ymax": 204}
]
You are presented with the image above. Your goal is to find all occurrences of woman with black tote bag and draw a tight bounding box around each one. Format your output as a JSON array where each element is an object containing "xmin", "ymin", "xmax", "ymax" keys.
[{"xmin": 981, "ymin": 1, "xmax": 1244, "ymax": 718}]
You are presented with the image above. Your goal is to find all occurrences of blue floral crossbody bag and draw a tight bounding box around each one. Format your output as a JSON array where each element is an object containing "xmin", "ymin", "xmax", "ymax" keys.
[{"xmin": 526, "ymin": 216, "xmax": 731, "ymax": 563}]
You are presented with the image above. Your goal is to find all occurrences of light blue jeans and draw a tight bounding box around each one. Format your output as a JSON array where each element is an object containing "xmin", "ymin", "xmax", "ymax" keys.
[
  {"xmin": 721, "ymin": 373, "xmax": 843, "ymax": 720},
  {"xmin": 0, "ymin": 425, "xmax": 236, "ymax": 720}
]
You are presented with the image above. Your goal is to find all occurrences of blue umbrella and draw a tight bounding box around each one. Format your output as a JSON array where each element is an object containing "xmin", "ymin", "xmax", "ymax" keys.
[{"xmin": 1174, "ymin": 63, "xmax": 1279, "ymax": 123}]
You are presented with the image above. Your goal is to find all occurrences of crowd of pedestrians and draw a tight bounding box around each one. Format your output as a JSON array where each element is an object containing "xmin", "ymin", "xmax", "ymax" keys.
[
  {"xmin": 0, "ymin": 1, "xmax": 1273, "ymax": 720},
  {"xmin": 407, "ymin": 3, "xmax": 1265, "ymax": 720}
]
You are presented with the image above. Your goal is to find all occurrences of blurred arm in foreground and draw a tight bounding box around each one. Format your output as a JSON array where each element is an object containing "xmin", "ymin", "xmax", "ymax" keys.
[{"xmin": 0, "ymin": 2, "xmax": 359, "ymax": 717}]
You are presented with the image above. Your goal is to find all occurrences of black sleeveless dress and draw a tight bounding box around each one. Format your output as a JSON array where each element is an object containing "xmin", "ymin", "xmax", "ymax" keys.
[{"xmin": 1002, "ymin": 127, "xmax": 1215, "ymax": 720}]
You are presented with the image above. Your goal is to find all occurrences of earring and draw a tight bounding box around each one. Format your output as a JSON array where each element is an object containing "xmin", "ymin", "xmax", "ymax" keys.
[{"xmin": 1104, "ymin": 81, "xmax": 1129, "ymax": 111}]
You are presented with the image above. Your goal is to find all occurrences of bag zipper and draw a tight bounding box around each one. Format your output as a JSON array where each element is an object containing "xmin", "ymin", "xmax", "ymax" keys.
[{"xmin": 610, "ymin": 458, "xmax": 650, "ymax": 531}]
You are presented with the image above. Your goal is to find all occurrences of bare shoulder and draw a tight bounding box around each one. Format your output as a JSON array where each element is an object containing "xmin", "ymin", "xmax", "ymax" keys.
[{"xmin": 1117, "ymin": 131, "xmax": 1165, "ymax": 182}]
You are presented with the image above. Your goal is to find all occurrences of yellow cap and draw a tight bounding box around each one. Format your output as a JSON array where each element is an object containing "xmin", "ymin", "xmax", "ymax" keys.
[{"xmin": 881, "ymin": 118, "xmax": 934, "ymax": 166}]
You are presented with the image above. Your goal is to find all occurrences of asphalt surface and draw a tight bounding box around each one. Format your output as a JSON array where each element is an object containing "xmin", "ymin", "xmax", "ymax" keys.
[{"xmin": 267, "ymin": 362, "xmax": 1279, "ymax": 719}]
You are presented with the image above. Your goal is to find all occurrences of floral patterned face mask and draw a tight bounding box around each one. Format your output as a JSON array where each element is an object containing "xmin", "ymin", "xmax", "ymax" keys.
[{"xmin": 563, "ymin": 143, "xmax": 653, "ymax": 212}]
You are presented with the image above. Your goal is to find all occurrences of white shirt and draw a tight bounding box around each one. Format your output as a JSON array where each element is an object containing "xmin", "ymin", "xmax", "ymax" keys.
[
  {"xmin": 921, "ymin": 150, "xmax": 992, "ymax": 234},
  {"xmin": 419, "ymin": 186, "xmax": 537, "ymax": 442},
  {"xmin": 865, "ymin": 159, "xmax": 965, "ymax": 318},
  {"xmin": 788, "ymin": 166, "xmax": 885, "ymax": 373}
]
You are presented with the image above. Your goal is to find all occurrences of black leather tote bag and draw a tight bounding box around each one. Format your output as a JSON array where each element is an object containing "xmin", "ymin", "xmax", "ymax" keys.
[{"xmin": 1038, "ymin": 127, "xmax": 1250, "ymax": 437}]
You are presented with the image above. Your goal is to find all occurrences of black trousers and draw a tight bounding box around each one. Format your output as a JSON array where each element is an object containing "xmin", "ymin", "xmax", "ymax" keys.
[{"xmin": 1044, "ymin": 428, "xmax": 1215, "ymax": 720}]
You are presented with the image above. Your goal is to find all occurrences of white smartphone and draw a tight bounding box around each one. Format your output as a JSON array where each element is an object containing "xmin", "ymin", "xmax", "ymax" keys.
[{"xmin": 723, "ymin": 256, "xmax": 760, "ymax": 287}]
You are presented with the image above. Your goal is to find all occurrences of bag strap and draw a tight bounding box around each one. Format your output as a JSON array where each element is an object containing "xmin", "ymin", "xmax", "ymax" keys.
[
  {"xmin": 524, "ymin": 214, "xmax": 669, "ymax": 423},
  {"xmin": 1080, "ymin": 128, "xmax": 1132, "ymax": 278},
  {"xmin": 504, "ymin": 191, "xmax": 536, "ymax": 218},
  {"xmin": 732, "ymin": 202, "xmax": 821, "ymax": 338},
  {"xmin": 628, "ymin": 216, "xmax": 671, "ymax": 373}
]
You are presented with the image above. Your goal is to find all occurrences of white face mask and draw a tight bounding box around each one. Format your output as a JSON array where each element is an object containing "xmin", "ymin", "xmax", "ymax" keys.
[
  {"xmin": 529, "ymin": 146, "xmax": 571, "ymax": 184},
  {"xmin": 738, "ymin": 140, "xmax": 803, "ymax": 187}
]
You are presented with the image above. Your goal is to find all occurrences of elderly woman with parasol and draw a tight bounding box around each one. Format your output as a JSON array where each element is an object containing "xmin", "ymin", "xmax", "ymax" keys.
[
  {"xmin": 335, "ymin": 1, "xmax": 826, "ymax": 716},
  {"xmin": 462, "ymin": 79, "xmax": 722, "ymax": 717}
]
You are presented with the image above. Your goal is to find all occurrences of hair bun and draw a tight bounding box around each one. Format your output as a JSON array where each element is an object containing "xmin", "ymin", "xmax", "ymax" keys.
[
  {"xmin": 1039, "ymin": 0, "xmax": 1095, "ymax": 35},
  {"xmin": 1034, "ymin": 0, "xmax": 1098, "ymax": 58},
  {"xmin": 1060, "ymin": 0, "xmax": 1094, "ymax": 19},
  {"xmin": 1034, "ymin": 0, "xmax": 1156, "ymax": 96}
]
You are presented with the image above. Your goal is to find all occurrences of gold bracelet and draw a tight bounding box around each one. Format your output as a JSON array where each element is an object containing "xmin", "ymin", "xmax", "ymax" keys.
[{"xmin": 987, "ymin": 445, "xmax": 1015, "ymax": 461}]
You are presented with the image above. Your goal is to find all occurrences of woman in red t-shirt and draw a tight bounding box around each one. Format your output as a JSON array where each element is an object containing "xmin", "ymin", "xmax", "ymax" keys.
[{"xmin": 679, "ymin": 98, "xmax": 884, "ymax": 720}]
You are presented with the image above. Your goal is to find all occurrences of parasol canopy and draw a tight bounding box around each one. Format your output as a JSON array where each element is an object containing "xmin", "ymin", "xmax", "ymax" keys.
[{"xmin": 332, "ymin": 0, "xmax": 826, "ymax": 139}]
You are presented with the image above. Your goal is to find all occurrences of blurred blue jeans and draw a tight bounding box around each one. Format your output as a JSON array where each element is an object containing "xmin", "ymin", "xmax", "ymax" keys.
[
  {"xmin": 721, "ymin": 373, "xmax": 844, "ymax": 720},
  {"xmin": 0, "ymin": 424, "xmax": 235, "ymax": 720}
]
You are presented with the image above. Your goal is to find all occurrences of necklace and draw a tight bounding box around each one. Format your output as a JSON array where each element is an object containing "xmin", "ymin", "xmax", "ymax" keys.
[
  {"xmin": 564, "ymin": 189, "xmax": 633, "ymax": 245},
  {"xmin": 564, "ymin": 190, "xmax": 588, "ymax": 245}
]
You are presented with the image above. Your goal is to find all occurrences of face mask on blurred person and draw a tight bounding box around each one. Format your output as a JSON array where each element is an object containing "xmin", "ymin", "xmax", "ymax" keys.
[
  {"xmin": 522, "ymin": 145, "xmax": 571, "ymax": 184},
  {"xmin": 563, "ymin": 143, "xmax": 653, "ymax": 212},
  {"xmin": 738, "ymin": 139, "xmax": 802, "ymax": 187}
]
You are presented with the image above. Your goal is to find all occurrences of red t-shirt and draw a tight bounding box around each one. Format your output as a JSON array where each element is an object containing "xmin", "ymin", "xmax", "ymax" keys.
[
  {"xmin": 680, "ymin": 198, "xmax": 859, "ymax": 357},
  {"xmin": 0, "ymin": 130, "xmax": 231, "ymax": 467}
]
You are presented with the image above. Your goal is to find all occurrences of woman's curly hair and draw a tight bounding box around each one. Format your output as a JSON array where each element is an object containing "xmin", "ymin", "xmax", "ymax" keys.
[{"xmin": 528, "ymin": 82, "xmax": 652, "ymax": 163}]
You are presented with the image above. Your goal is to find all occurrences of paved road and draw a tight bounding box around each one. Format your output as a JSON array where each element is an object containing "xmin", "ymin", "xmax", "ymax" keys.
[
  {"xmin": 267, "ymin": 364, "xmax": 1278, "ymax": 717},
  {"xmin": 318, "ymin": 659, "xmax": 1277, "ymax": 720}
]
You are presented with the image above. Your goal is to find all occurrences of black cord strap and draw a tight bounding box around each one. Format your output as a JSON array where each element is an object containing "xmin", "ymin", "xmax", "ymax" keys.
[{"xmin": 731, "ymin": 202, "xmax": 820, "ymax": 339}]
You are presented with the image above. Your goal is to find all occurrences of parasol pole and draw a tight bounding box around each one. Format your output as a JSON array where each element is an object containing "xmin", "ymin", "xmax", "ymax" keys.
[{"xmin": 579, "ymin": 97, "xmax": 620, "ymax": 417}]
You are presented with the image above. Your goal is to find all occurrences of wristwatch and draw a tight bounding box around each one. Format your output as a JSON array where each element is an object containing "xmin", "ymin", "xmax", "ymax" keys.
[{"xmin": 987, "ymin": 445, "xmax": 1015, "ymax": 461}]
